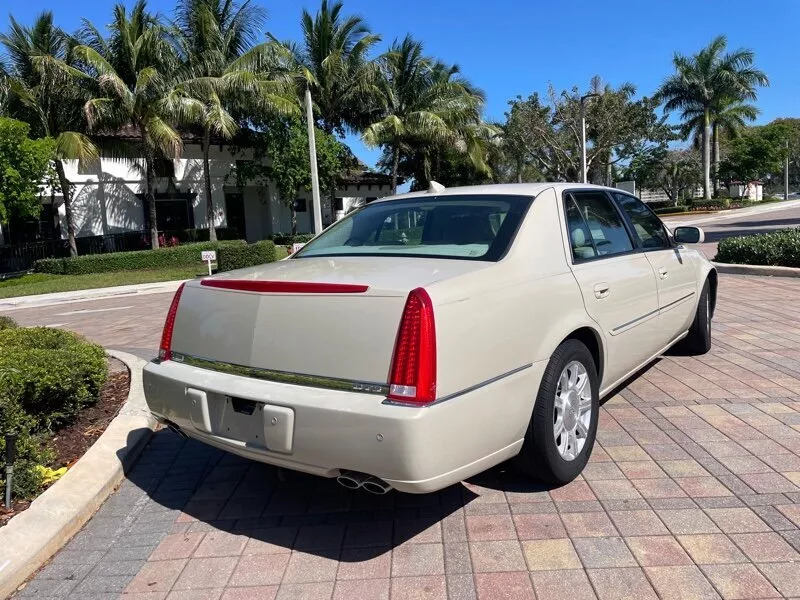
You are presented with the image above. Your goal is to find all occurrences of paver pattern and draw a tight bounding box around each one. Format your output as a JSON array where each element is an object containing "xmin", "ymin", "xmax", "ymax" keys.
[{"xmin": 6, "ymin": 273, "xmax": 800, "ymax": 600}]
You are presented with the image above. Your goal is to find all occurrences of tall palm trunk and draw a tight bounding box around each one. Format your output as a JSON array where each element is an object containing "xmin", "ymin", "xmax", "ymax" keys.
[
  {"xmin": 54, "ymin": 159, "xmax": 77, "ymax": 257},
  {"xmin": 712, "ymin": 121, "xmax": 720, "ymax": 197},
  {"xmin": 202, "ymin": 127, "xmax": 217, "ymax": 242},
  {"xmin": 702, "ymin": 109, "xmax": 712, "ymax": 200},
  {"xmin": 142, "ymin": 137, "xmax": 159, "ymax": 249},
  {"xmin": 391, "ymin": 139, "xmax": 400, "ymax": 194}
]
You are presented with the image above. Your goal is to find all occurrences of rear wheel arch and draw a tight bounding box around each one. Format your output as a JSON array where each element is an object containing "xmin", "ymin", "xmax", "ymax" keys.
[{"xmin": 562, "ymin": 327, "xmax": 604, "ymax": 384}]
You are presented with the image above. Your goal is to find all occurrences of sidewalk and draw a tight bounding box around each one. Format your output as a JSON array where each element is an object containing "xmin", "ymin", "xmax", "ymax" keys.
[{"xmin": 0, "ymin": 279, "xmax": 187, "ymax": 311}]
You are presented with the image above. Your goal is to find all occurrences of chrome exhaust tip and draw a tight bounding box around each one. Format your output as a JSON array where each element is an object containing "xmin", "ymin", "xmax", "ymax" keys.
[
  {"xmin": 336, "ymin": 470, "xmax": 367, "ymax": 490},
  {"xmin": 361, "ymin": 476, "xmax": 392, "ymax": 495}
]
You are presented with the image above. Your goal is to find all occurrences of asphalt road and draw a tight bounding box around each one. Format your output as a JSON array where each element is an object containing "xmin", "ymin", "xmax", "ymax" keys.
[{"xmin": 661, "ymin": 200, "xmax": 800, "ymax": 259}]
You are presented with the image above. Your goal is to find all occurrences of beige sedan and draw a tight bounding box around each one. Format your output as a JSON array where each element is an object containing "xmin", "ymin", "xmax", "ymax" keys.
[{"xmin": 143, "ymin": 183, "xmax": 715, "ymax": 494}]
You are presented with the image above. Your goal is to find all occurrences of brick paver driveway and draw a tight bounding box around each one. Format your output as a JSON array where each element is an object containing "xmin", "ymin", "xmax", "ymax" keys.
[{"xmin": 7, "ymin": 274, "xmax": 800, "ymax": 600}]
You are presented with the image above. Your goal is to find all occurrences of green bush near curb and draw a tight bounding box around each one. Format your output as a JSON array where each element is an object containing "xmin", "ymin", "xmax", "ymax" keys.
[
  {"xmin": 0, "ymin": 328, "xmax": 107, "ymax": 430},
  {"xmin": 217, "ymin": 240, "xmax": 277, "ymax": 272},
  {"xmin": 0, "ymin": 315, "xmax": 17, "ymax": 330},
  {"xmin": 34, "ymin": 241, "xmax": 246, "ymax": 275},
  {"xmin": 715, "ymin": 228, "xmax": 800, "ymax": 268},
  {"xmin": 0, "ymin": 393, "xmax": 52, "ymax": 499}
]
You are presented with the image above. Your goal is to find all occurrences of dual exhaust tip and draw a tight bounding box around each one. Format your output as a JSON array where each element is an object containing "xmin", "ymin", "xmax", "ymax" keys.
[
  {"xmin": 162, "ymin": 422, "xmax": 392, "ymax": 495},
  {"xmin": 337, "ymin": 471, "xmax": 393, "ymax": 495}
]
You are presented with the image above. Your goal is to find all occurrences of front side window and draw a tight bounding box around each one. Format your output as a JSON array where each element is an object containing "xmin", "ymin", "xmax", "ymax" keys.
[
  {"xmin": 612, "ymin": 193, "xmax": 671, "ymax": 250},
  {"xmin": 565, "ymin": 192, "xmax": 634, "ymax": 260},
  {"xmin": 293, "ymin": 195, "xmax": 532, "ymax": 261}
]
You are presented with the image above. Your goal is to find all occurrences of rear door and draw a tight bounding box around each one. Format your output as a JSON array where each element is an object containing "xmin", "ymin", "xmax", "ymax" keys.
[
  {"xmin": 563, "ymin": 190, "xmax": 662, "ymax": 386},
  {"xmin": 611, "ymin": 193, "xmax": 698, "ymax": 341}
]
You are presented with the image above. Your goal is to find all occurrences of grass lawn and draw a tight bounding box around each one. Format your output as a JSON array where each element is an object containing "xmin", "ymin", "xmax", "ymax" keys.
[
  {"xmin": 0, "ymin": 267, "xmax": 204, "ymax": 299},
  {"xmin": 0, "ymin": 245, "xmax": 290, "ymax": 299}
]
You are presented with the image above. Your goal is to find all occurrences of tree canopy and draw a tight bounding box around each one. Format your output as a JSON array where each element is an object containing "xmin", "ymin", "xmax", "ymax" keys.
[{"xmin": 0, "ymin": 116, "xmax": 54, "ymax": 221}]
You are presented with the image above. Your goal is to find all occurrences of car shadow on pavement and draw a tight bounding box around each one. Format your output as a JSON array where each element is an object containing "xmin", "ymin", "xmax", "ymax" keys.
[{"xmin": 118, "ymin": 428, "xmax": 480, "ymax": 561}]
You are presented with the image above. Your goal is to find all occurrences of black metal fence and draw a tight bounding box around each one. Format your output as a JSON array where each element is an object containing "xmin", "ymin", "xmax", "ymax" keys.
[
  {"xmin": 0, "ymin": 227, "xmax": 243, "ymax": 274},
  {"xmin": 0, "ymin": 232, "xmax": 149, "ymax": 274}
]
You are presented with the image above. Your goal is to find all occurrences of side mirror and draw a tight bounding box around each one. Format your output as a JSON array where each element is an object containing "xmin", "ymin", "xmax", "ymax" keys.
[{"xmin": 673, "ymin": 226, "xmax": 704, "ymax": 244}]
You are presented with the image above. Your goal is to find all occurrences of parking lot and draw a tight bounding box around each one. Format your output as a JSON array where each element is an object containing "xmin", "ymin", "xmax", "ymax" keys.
[{"xmin": 7, "ymin": 273, "xmax": 800, "ymax": 600}]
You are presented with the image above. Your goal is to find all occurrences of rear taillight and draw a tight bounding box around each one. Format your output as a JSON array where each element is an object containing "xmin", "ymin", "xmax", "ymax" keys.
[
  {"xmin": 388, "ymin": 288, "xmax": 437, "ymax": 404},
  {"xmin": 158, "ymin": 282, "xmax": 186, "ymax": 361}
]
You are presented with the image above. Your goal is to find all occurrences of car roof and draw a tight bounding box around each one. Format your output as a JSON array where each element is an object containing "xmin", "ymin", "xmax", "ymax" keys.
[{"xmin": 372, "ymin": 182, "xmax": 628, "ymax": 203}]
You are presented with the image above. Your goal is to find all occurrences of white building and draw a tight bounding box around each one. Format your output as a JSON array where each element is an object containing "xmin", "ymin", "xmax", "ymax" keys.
[{"xmin": 0, "ymin": 133, "xmax": 395, "ymax": 247}]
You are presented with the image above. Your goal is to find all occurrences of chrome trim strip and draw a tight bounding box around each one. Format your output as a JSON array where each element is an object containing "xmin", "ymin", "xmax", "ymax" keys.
[
  {"xmin": 382, "ymin": 363, "xmax": 534, "ymax": 407},
  {"xmin": 611, "ymin": 307, "xmax": 660, "ymax": 333},
  {"xmin": 611, "ymin": 291, "xmax": 695, "ymax": 333},
  {"xmin": 171, "ymin": 353, "xmax": 389, "ymax": 395},
  {"xmin": 659, "ymin": 291, "xmax": 696, "ymax": 313}
]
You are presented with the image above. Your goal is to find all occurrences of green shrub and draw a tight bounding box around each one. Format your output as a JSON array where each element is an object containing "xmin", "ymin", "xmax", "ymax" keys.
[
  {"xmin": 270, "ymin": 233, "xmax": 316, "ymax": 246},
  {"xmin": 35, "ymin": 240, "xmax": 246, "ymax": 275},
  {"xmin": 0, "ymin": 315, "xmax": 17, "ymax": 330},
  {"xmin": 0, "ymin": 392, "xmax": 53, "ymax": 500},
  {"xmin": 715, "ymin": 227, "xmax": 800, "ymax": 267},
  {"xmin": 653, "ymin": 205, "xmax": 689, "ymax": 215},
  {"xmin": 217, "ymin": 240, "xmax": 277, "ymax": 272},
  {"xmin": 0, "ymin": 327, "xmax": 107, "ymax": 429}
]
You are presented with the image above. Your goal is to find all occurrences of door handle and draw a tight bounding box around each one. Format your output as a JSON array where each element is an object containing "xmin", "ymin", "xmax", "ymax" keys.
[
  {"xmin": 593, "ymin": 283, "xmax": 610, "ymax": 299},
  {"xmin": 658, "ymin": 267, "xmax": 669, "ymax": 279}
]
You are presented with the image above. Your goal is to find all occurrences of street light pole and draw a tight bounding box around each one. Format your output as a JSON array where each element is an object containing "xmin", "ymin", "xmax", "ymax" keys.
[
  {"xmin": 580, "ymin": 93, "xmax": 600, "ymax": 184},
  {"xmin": 305, "ymin": 86, "xmax": 323, "ymax": 235}
]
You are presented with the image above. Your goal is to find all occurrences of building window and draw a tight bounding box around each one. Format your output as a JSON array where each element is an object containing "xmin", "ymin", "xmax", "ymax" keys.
[
  {"xmin": 334, "ymin": 197, "xmax": 344, "ymax": 211},
  {"xmin": 293, "ymin": 198, "xmax": 307, "ymax": 212}
]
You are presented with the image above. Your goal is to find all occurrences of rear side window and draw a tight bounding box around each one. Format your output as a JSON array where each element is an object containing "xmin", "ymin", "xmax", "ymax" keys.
[
  {"xmin": 612, "ymin": 193, "xmax": 671, "ymax": 250},
  {"xmin": 565, "ymin": 192, "xmax": 634, "ymax": 260},
  {"xmin": 294, "ymin": 195, "xmax": 532, "ymax": 261}
]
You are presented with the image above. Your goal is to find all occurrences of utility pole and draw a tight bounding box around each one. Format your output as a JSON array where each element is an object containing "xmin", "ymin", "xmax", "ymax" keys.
[
  {"xmin": 580, "ymin": 93, "xmax": 600, "ymax": 184},
  {"xmin": 305, "ymin": 86, "xmax": 323, "ymax": 235}
]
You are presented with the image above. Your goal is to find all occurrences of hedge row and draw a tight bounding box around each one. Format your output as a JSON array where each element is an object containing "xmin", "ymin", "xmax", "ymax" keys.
[
  {"xmin": 715, "ymin": 227, "xmax": 800, "ymax": 268},
  {"xmin": 270, "ymin": 233, "xmax": 316, "ymax": 245},
  {"xmin": 0, "ymin": 327, "xmax": 106, "ymax": 498},
  {"xmin": 35, "ymin": 241, "xmax": 246, "ymax": 275},
  {"xmin": 217, "ymin": 240, "xmax": 277, "ymax": 271}
]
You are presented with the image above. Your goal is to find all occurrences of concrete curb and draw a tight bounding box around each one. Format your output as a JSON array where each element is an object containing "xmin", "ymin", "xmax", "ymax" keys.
[
  {"xmin": 0, "ymin": 350, "xmax": 156, "ymax": 599},
  {"xmin": 712, "ymin": 262, "xmax": 800, "ymax": 278},
  {"xmin": 0, "ymin": 279, "xmax": 188, "ymax": 311}
]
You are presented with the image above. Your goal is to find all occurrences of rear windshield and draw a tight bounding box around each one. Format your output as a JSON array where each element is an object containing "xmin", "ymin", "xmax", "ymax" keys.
[{"xmin": 293, "ymin": 194, "xmax": 533, "ymax": 261}]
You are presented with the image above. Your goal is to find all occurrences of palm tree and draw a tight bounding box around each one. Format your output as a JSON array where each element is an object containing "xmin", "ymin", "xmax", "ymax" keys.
[
  {"xmin": 678, "ymin": 96, "xmax": 759, "ymax": 194},
  {"xmin": 290, "ymin": 0, "xmax": 381, "ymax": 135},
  {"xmin": 0, "ymin": 12, "xmax": 98, "ymax": 256},
  {"xmin": 657, "ymin": 35, "xmax": 768, "ymax": 199},
  {"xmin": 362, "ymin": 35, "xmax": 487, "ymax": 192},
  {"xmin": 74, "ymin": 1, "xmax": 181, "ymax": 249},
  {"xmin": 171, "ymin": 0, "xmax": 297, "ymax": 241}
]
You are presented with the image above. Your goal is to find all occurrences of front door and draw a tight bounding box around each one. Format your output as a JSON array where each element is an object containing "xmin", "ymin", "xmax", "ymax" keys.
[
  {"xmin": 225, "ymin": 193, "xmax": 246, "ymax": 239},
  {"xmin": 611, "ymin": 193, "xmax": 698, "ymax": 342},
  {"xmin": 564, "ymin": 191, "xmax": 662, "ymax": 387}
]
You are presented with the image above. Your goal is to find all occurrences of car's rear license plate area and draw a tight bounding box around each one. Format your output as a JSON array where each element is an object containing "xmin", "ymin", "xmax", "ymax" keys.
[{"xmin": 187, "ymin": 388, "xmax": 295, "ymax": 454}]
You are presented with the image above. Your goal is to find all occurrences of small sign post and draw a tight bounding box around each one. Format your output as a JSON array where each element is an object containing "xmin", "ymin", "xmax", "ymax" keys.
[
  {"xmin": 201, "ymin": 250, "xmax": 216, "ymax": 276},
  {"xmin": 291, "ymin": 243, "xmax": 306, "ymax": 255}
]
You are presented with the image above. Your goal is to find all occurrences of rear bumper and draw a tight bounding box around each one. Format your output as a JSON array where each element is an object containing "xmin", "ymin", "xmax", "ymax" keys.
[{"xmin": 142, "ymin": 359, "xmax": 544, "ymax": 493}]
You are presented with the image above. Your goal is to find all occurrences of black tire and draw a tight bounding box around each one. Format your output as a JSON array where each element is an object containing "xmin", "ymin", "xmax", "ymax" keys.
[
  {"xmin": 517, "ymin": 339, "xmax": 599, "ymax": 485},
  {"xmin": 679, "ymin": 280, "xmax": 712, "ymax": 355}
]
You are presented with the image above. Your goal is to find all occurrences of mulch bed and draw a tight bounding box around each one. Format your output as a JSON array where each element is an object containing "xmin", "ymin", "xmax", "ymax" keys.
[{"xmin": 0, "ymin": 357, "xmax": 130, "ymax": 526}]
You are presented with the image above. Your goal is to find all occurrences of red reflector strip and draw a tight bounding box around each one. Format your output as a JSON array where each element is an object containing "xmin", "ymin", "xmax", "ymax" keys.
[{"xmin": 200, "ymin": 280, "xmax": 369, "ymax": 294}]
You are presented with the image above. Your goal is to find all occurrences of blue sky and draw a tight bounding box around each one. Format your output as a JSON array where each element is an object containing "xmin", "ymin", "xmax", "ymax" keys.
[{"xmin": 6, "ymin": 0, "xmax": 800, "ymax": 169}]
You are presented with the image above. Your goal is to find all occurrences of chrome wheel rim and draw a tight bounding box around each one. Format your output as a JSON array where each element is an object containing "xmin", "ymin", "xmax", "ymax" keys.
[{"xmin": 553, "ymin": 361, "xmax": 592, "ymax": 461}]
